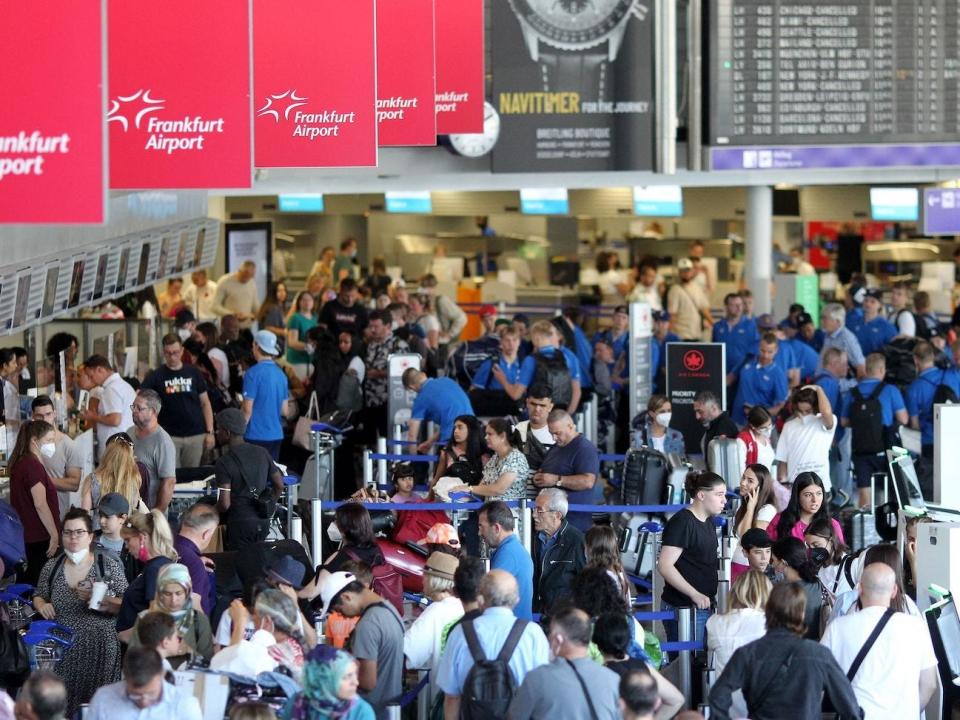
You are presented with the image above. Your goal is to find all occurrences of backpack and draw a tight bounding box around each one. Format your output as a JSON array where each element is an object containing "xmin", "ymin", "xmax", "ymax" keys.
[
  {"xmin": 922, "ymin": 370, "xmax": 959, "ymax": 406},
  {"xmin": 0, "ymin": 499, "xmax": 26, "ymax": 577},
  {"xmin": 461, "ymin": 618, "xmax": 527, "ymax": 720},
  {"xmin": 335, "ymin": 371, "xmax": 364, "ymax": 414},
  {"xmin": 849, "ymin": 383, "xmax": 886, "ymax": 455},
  {"xmin": 532, "ymin": 350, "xmax": 573, "ymax": 408},
  {"xmin": 446, "ymin": 339, "xmax": 500, "ymax": 389},
  {"xmin": 345, "ymin": 548, "xmax": 404, "ymax": 614}
]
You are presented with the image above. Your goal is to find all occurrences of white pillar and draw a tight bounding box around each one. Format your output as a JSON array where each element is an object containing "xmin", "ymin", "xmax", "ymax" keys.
[{"xmin": 745, "ymin": 185, "xmax": 774, "ymax": 315}]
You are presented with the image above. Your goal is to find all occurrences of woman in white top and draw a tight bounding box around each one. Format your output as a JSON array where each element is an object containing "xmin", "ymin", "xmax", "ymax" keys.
[
  {"xmin": 409, "ymin": 293, "xmax": 440, "ymax": 350},
  {"xmin": 827, "ymin": 543, "xmax": 922, "ymax": 622},
  {"xmin": 705, "ymin": 569, "xmax": 771, "ymax": 718},
  {"xmin": 734, "ymin": 406, "xmax": 776, "ymax": 481},
  {"xmin": 730, "ymin": 464, "xmax": 777, "ymax": 581},
  {"xmin": 403, "ymin": 552, "xmax": 463, "ymax": 708}
]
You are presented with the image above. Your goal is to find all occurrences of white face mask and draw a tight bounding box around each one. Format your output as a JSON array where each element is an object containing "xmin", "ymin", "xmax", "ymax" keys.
[
  {"xmin": 40, "ymin": 442, "xmax": 57, "ymax": 459},
  {"xmin": 65, "ymin": 547, "xmax": 89, "ymax": 564},
  {"xmin": 757, "ymin": 425, "xmax": 773, "ymax": 438},
  {"xmin": 327, "ymin": 522, "xmax": 342, "ymax": 543},
  {"xmin": 654, "ymin": 412, "xmax": 672, "ymax": 428},
  {"xmin": 177, "ymin": 328, "xmax": 192, "ymax": 342}
]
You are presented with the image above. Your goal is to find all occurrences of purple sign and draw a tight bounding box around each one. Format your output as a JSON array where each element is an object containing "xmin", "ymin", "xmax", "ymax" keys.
[
  {"xmin": 923, "ymin": 188, "xmax": 960, "ymax": 236},
  {"xmin": 711, "ymin": 144, "xmax": 960, "ymax": 172}
]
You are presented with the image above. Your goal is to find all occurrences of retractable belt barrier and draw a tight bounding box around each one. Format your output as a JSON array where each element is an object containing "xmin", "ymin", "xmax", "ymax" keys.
[{"xmin": 369, "ymin": 453, "xmax": 439, "ymax": 463}]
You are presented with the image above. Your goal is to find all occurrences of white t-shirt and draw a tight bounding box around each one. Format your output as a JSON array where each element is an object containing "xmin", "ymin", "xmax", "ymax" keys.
[
  {"xmin": 821, "ymin": 606, "xmax": 937, "ymax": 720},
  {"xmin": 207, "ymin": 347, "xmax": 230, "ymax": 389},
  {"xmin": 774, "ymin": 413, "xmax": 836, "ymax": 491},
  {"xmin": 215, "ymin": 610, "xmax": 303, "ymax": 647},
  {"xmin": 650, "ymin": 434, "xmax": 666, "ymax": 453},
  {"xmin": 889, "ymin": 309, "xmax": 916, "ymax": 338},
  {"xmin": 731, "ymin": 503, "xmax": 777, "ymax": 566},
  {"xmin": 627, "ymin": 282, "xmax": 663, "ymax": 311},
  {"xmin": 403, "ymin": 595, "xmax": 464, "ymax": 706},
  {"xmin": 347, "ymin": 355, "xmax": 366, "ymax": 384},
  {"xmin": 735, "ymin": 436, "xmax": 776, "ymax": 480},
  {"xmin": 97, "ymin": 373, "xmax": 136, "ymax": 460}
]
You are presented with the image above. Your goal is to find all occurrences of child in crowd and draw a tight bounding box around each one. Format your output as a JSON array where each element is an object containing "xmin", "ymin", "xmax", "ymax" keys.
[
  {"xmin": 739, "ymin": 528, "xmax": 780, "ymax": 582},
  {"xmin": 135, "ymin": 611, "xmax": 184, "ymax": 673},
  {"xmin": 93, "ymin": 492, "xmax": 140, "ymax": 583},
  {"xmin": 390, "ymin": 463, "xmax": 423, "ymax": 504}
]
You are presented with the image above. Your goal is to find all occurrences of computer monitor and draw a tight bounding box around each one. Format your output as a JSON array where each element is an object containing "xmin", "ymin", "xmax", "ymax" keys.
[
  {"xmin": 870, "ymin": 187, "xmax": 919, "ymax": 222},
  {"xmin": 887, "ymin": 449, "xmax": 926, "ymax": 510},
  {"xmin": 549, "ymin": 259, "xmax": 580, "ymax": 287},
  {"xmin": 926, "ymin": 595, "xmax": 960, "ymax": 681}
]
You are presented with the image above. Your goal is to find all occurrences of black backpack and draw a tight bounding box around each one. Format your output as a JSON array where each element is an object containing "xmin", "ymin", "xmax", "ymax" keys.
[
  {"xmin": 461, "ymin": 618, "xmax": 527, "ymax": 720},
  {"xmin": 532, "ymin": 350, "xmax": 573, "ymax": 409},
  {"xmin": 849, "ymin": 383, "xmax": 886, "ymax": 455},
  {"xmin": 923, "ymin": 370, "xmax": 959, "ymax": 405}
]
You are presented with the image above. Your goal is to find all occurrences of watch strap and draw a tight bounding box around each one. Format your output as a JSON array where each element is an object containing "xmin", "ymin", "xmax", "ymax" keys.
[{"xmin": 539, "ymin": 51, "xmax": 610, "ymax": 103}]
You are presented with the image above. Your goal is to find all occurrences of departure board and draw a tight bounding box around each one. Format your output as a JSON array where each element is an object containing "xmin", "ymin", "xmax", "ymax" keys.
[{"xmin": 709, "ymin": 1, "xmax": 960, "ymax": 147}]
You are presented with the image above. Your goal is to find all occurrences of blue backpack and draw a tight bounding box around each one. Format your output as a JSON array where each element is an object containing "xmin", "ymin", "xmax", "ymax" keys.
[{"xmin": 0, "ymin": 499, "xmax": 26, "ymax": 577}]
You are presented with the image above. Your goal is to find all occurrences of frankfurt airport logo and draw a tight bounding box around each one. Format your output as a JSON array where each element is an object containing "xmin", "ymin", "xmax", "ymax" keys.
[
  {"xmin": 257, "ymin": 90, "xmax": 308, "ymax": 122},
  {"xmin": 107, "ymin": 88, "xmax": 225, "ymax": 153},
  {"xmin": 258, "ymin": 89, "xmax": 357, "ymax": 139}
]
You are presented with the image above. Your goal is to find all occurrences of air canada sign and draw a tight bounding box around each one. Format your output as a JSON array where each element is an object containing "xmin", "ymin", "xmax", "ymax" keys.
[{"xmin": 108, "ymin": 0, "xmax": 252, "ymax": 189}]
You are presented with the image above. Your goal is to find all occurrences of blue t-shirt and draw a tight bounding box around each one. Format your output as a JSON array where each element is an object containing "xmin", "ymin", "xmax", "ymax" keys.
[
  {"xmin": 472, "ymin": 356, "xmax": 522, "ymax": 391},
  {"xmin": 855, "ymin": 317, "xmax": 897, "ymax": 356},
  {"xmin": 786, "ymin": 337, "xmax": 820, "ymax": 381},
  {"xmin": 517, "ymin": 346, "xmax": 583, "ymax": 387},
  {"xmin": 841, "ymin": 378, "xmax": 906, "ymax": 427},
  {"xmin": 813, "ymin": 371, "xmax": 845, "ymax": 441},
  {"xmin": 905, "ymin": 367, "xmax": 960, "ymax": 445},
  {"xmin": 490, "ymin": 533, "xmax": 534, "ymax": 620},
  {"xmin": 242, "ymin": 360, "xmax": 289, "ymax": 441},
  {"xmin": 411, "ymin": 377, "xmax": 473, "ymax": 443},
  {"xmin": 846, "ymin": 306, "xmax": 865, "ymax": 334},
  {"xmin": 732, "ymin": 361, "xmax": 789, "ymax": 424},
  {"xmin": 800, "ymin": 329, "xmax": 825, "ymax": 353},
  {"xmin": 712, "ymin": 317, "xmax": 759, "ymax": 374},
  {"xmin": 539, "ymin": 434, "xmax": 601, "ymax": 532},
  {"xmin": 570, "ymin": 325, "xmax": 594, "ymax": 389},
  {"xmin": 592, "ymin": 329, "xmax": 629, "ymax": 361},
  {"xmin": 771, "ymin": 341, "xmax": 795, "ymax": 379}
]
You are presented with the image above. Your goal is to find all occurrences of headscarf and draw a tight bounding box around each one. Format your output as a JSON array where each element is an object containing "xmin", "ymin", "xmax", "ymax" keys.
[
  {"xmin": 149, "ymin": 562, "xmax": 194, "ymax": 629},
  {"xmin": 289, "ymin": 645, "xmax": 358, "ymax": 720}
]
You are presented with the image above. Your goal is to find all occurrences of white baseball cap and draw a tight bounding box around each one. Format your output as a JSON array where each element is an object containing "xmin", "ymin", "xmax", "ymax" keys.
[{"xmin": 319, "ymin": 571, "xmax": 357, "ymax": 618}]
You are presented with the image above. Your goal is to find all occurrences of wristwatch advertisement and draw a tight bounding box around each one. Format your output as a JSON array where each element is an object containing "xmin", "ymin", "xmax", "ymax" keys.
[{"xmin": 491, "ymin": 0, "xmax": 656, "ymax": 173}]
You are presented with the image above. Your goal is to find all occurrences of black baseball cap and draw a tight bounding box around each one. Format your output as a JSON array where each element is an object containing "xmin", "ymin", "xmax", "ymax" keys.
[
  {"xmin": 98, "ymin": 492, "xmax": 130, "ymax": 517},
  {"xmin": 796, "ymin": 312, "xmax": 814, "ymax": 326}
]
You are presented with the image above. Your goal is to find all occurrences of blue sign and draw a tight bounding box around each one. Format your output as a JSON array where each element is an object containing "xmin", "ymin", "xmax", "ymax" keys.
[
  {"xmin": 924, "ymin": 188, "xmax": 960, "ymax": 235},
  {"xmin": 385, "ymin": 191, "xmax": 432, "ymax": 213},
  {"xmin": 633, "ymin": 186, "xmax": 683, "ymax": 216},
  {"xmin": 520, "ymin": 188, "xmax": 569, "ymax": 214},
  {"xmin": 870, "ymin": 188, "xmax": 919, "ymax": 222},
  {"xmin": 278, "ymin": 194, "xmax": 324, "ymax": 212},
  {"xmin": 712, "ymin": 144, "xmax": 960, "ymax": 171}
]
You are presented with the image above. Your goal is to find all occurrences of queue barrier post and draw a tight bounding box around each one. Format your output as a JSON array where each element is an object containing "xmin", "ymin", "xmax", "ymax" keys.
[
  {"xmin": 377, "ymin": 437, "xmax": 388, "ymax": 488},
  {"xmin": 676, "ymin": 606, "xmax": 694, "ymax": 709},
  {"xmin": 520, "ymin": 498, "xmax": 532, "ymax": 556},
  {"xmin": 310, "ymin": 498, "xmax": 323, "ymax": 567},
  {"xmin": 588, "ymin": 397, "xmax": 599, "ymax": 446},
  {"xmin": 363, "ymin": 449, "xmax": 373, "ymax": 490},
  {"xmin": 416, "ymin": 671, "xmax": 429, "ymax": 720}
]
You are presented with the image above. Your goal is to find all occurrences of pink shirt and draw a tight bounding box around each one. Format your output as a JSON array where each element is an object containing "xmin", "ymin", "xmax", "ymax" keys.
[{"xmin": 767, "ymin": 513, "xmax": 845, "ymax": 544}]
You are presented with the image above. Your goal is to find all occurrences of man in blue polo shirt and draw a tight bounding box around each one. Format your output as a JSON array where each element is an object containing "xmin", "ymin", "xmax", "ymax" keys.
[
  {"xmin": 841, "ymin": 353, "xmax": 908, "ymax": 508},
  {"xmin": 756, "ymin": 314, "xmax": 797, "ymax": 383},
  {"xmin": 241, "ymin": 330, "xmax": 289, "ymax": 460},
  {"xmin": 855, "ymin": 289, "xmax": 897, "ymax": 356},
  {"xmin": 731, "ymin": 332, "xmax": 789, "ymax": 425},
  {"xmin": 905, "ymin": 340, "xmax": 960, "ymax": 499},
  {"xmin": 515, "ymin": 320, "xmax": 583, "ymax": 414},
  {"xmin": 651, "ymin": 310, "xmax": 680, "ymax": 395},
  {"xmin": 713, "ymin": 292, "xmax": 760, "ymax": 385},
  {"xmin": 479, "ymin": 500, "xmax": 534, "ymax": 620},
  {"xmin": 402, "ymin": 368, "xmax": 473, "ymax": 451},
  {"xmin": 815, "ymin": 347, "xmax": 855, "ymax": 507},
  {"xmin": 472, "ymin": 327, "xmax": 522, "ymax": 392},
  {"xmin": 532, "ymin": 409, "xmax": 601, "ymax": 532},
  {"xmin": 592, "ymin": 305, "xmax": 630, "ymax": 362}
]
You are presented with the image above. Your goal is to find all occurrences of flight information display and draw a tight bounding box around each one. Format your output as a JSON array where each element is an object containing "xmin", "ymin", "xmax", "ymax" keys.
[{"xmin": 708, "ymin": 0, "xmax": 960, "ymax": 167}]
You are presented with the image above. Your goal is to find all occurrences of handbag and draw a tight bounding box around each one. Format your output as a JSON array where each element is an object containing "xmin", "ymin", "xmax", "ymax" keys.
[{"xmin": 293, "ymin": 391, "xmax": 320, "ymax": 449}]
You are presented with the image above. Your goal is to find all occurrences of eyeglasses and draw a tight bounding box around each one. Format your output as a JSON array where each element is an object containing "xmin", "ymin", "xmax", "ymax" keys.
[
  {"xmin": 532, "ymin": 507, "xmax": 558, "ymax": 515},
  {"xmin": 130, "ymin": 405, "xmax": 151, "ymax": 413},
  {"xmin": 61, "ymin": 529, "xmax": 89, "ymax": 538}
]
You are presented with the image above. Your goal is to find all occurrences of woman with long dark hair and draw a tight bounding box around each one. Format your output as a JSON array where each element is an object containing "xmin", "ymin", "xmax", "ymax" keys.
[
  {"xmin": 431, "ymin": 415, "xmax": 486, "ymax": 488},
  {"xmin": 304, "ymin": 504, "xmax": 385, "ymax": 601},
  {"xmin": 803, "ymin": 517, "xmax": 851, "ymax": 594},
  {"xmin": 258, "ymin": 280, "xmax": 290, "ymax": 341},
  {"xmin": 771, "ymin": 536, "xmax": 824, "ymax": 639},
  {"xmin": 454, "ymin": 418, "xmax": 528, "ymax": 502},
  {"xmin": 731, "ymin": 463, "xmax": 777, "ymax": 581},
  {"xmin": 828, "ymin": 542, "xmax": 921, "ymax": 620},
  {"xmin": 769, "ymin": 471, "xmax": 844, "ymax": 543},
  {"xmin": 9, "ymin": 419, "xmax": 61, "ymax": 586},
  {"xmin": 585, "ymin": 525, "xmax": 632, "ymax": 605}
]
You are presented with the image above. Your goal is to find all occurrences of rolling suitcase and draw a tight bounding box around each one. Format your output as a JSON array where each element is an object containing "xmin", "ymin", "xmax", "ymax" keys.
[
  {"xmin": 621, "ymin": 447, "xmax": 671, "ymax": 506},
  {"xmin": 707, "ymin": 437, "xmax": 743, "ymax": 491},
  {"xmin": 619, "ymin": 514, "xmax": 661, "ymax": 577}
]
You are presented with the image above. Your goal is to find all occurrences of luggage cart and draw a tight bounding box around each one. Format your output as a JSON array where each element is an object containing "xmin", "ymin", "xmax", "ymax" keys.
[
  {"xmin": 22, "ymin": 621, "xmax": 74, "ymax": 671},
  {"xmin": 0, "ymin": 583, "xmax": 36, "ymax": 631}
]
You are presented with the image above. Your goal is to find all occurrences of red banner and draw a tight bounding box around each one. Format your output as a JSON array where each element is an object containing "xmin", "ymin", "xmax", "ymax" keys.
[
  {"xmin": 434, "ymin": 0, "xmax": 484, "ymax": 134},
  {"xmin": 0, "ymin": 3, "xmax": 105, "ymax": 223},
  {"xmin": 376, "ymin": 0, "xmax": 436, "ymax": 146},
  {"xmin": 254, "ymin": 0, "xmax": 377, "ymax": 168},
  {"xmin": 108, "ymin": 0, "xmax": 252, "ymax": 189}
]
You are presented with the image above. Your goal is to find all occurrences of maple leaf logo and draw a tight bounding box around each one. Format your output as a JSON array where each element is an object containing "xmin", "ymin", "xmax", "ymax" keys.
[
  {"xmin": 257, "ymin": 90, "xmax": 308, "ymax": 122},
  {"xmin": 107, "ymin": 89, "xmax": 166, "ymax": 131}
]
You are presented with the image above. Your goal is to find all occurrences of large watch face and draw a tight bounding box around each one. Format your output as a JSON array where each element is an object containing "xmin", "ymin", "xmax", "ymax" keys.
[
  {"xmin": 510, "ymin": 0, "xmax": 635, "ymax": 45},
  {"xmin": 449, "ymin": 102, "xmax": 501, "ymax": 158}
]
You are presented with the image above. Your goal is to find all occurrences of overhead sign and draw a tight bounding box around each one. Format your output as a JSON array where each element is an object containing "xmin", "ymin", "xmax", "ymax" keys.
[
  {"xmin": 490, "ymin": 1, "xmax": 656, "ymax": 172},
  {"xmin": 634, "ymin": 186, "xmax": 683, "ymax": 217},
  {"xmin": 278, "ymin": 194, "xmax": 325, "ymax": 212},
  {"xmin": 377, "ymin": 0, "xmax": 436, "ymax": 146},
  {"xmin": 254, "ymin": 0, "xmax": 377, "ymax": 168},
  {"xmin": 870, "ymin": 188, "xmax": 919, "ymax": 222},
  {"xmin": 0, "ymin": 3, "xmax": 105, "ymax": 223},
  {"xmin": 385, "ymin": 191, "xmax": 432, "ymax": 213},
  {"xmin": 108, "ymin": 0, "xmax": 252, "ymax": 189},
  {"xmin": 520, "ymin": 188, "xmax": 569, "ymax": 215},
  {"xmin": 434, "ymin": 0, "xmax": 484, "ymax": 134},
  {"xmin": 666, "ymin": 342, "xmax": 726, "ymax": 455},
  {"xmin": 924, "ymin": 188, "xmax": 960, "ymax": 236}
]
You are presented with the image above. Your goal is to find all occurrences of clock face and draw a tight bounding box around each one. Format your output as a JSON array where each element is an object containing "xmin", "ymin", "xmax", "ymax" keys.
[
  {"xmin": 511, "ymin": 0, "xmax": 635, "ymax": 44},
  {"xmin": 449, "ymin": 102, "xmax": 501, "ymax": 158}
]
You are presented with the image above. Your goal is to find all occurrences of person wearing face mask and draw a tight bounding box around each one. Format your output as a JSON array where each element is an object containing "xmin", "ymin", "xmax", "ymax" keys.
[
  {"xmin": 31, "ymin": 507, "xmax": 128, "ymax": 715},
  {"xmin": 774, "ymin": 385, "xmax": 836, "ymax": 495},
  {"xmin": 734, "ymin": 406, "xmax": 776, "ymax": 480},
  {"xmin": 116, "ymin": 510, "xmax": 179, "ymax": 638},
  {"xmin": 9, "ymin": 419, "xmax": 62, "ymax": 586},
  {"xmin": 633, "ymin": 394, "xmax": 684, "ymax": 454},
  {"xmin": 730, "ymin": 464, "xmax": 777, "ymax": 581}
]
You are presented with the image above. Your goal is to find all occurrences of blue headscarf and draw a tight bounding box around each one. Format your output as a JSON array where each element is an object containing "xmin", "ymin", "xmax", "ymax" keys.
[{"xmin": 289, "ymin": 645, "xmax": 357, "ymax": 719}]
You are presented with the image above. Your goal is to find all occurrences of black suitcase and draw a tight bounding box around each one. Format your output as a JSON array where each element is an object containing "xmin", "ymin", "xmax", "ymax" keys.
[{"xmin": 621, "ymin": 447, "xmax": 671, "ymax": 506}]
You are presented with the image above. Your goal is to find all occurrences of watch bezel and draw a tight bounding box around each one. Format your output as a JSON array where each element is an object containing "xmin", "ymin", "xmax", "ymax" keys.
[{"xmin": 508, "ymin": 0, "xmax": 635, "ymax": 49}]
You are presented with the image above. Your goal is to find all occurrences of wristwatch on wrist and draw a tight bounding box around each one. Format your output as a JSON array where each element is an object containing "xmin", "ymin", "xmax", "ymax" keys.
[{"xmin": 556, "ymin": 476, "xmax": 563, "ymax": 488}]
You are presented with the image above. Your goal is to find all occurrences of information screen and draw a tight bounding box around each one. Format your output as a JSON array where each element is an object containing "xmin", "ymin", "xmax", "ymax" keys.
[{"xmin": 709, "ymin": 1, "xmax": 960, "ymax": 147}]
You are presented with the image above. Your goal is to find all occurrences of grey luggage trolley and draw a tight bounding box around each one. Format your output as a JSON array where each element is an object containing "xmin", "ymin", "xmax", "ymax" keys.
[{"xmin": 302, "ymin": 422, "xmax": 354, "ymax": 504}]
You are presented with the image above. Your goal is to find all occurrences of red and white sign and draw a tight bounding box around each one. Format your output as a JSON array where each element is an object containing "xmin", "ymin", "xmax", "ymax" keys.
[
  {"xmin": 0, "ymin": 3, "xmax": 105, "ymax": 223},
  {"xmin": 376, "ymin": 0, "xmax": 436, "ymax": 146},
  {"xmin": 434, "ymin": 0, "xmax": 484, "ymax": 134},
  {"xmin": 254, "ymin": 0, "xmax": 377, "ymax": 168},
  {"xmin": 108, "ymin": 0, "xmax": 252, "ymax": 189}
]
